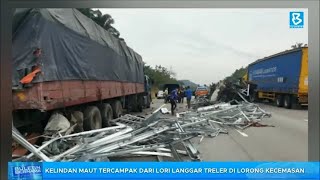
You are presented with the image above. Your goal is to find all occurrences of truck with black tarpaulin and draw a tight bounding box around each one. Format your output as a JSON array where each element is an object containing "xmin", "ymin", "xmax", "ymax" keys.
[{"xmin": 12, "ymin": 8, "xmax": 152, "ymax": 133}]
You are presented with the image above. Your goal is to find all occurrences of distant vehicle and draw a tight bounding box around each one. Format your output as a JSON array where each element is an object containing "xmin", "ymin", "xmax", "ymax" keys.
[
  {"xmin": 243, "ymin": 47, "xmax": 308, "ymax": 109},
  {"xmin": 163, "ymin": 84, "xmax": 180, "ymax": 103},
  {"xmin": 163, "ymin": 84, "xmax": 180, "ymax": 93},
  {"xmin": 195, "ymin": 86, "xmax": 209, "ymax": 98},
  {"xmin": 157, "ymin": 90, "xmax": 165, "ymax": 99}
]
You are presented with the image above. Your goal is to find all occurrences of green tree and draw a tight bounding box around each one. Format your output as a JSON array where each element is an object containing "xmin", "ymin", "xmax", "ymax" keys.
[
  {"xmin": 291, "ymin": 42, "xmax": 307, "ymax": 49},
  {"xmin": 224, "ymin": 66, "xmax": 248, "ymax": 83},
  {"xmin": 77, "ymin": 8, "xmax": 95, "ymax": 19},
  {"xmin": 77, "ymin": 8, "xmax": 120, "ymax": 38},
  {"xmin": 144, "ymin": 64, "xmax": 179, "ymax": 89}
]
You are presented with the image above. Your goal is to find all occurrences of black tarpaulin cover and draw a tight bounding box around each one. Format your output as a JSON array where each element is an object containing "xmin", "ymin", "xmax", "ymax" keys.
[{"xmin": 12, "ymin": 8, "xmax": 144, "ymax": 89}]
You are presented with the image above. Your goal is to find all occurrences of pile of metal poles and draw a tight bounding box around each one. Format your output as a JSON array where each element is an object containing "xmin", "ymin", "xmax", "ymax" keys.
[
  {"xmin": 12, "ymin": 99, "xmax": 271, "ymax": 162},
  {"xmin": 12, "ymin": 110, "xmax": 203, "ymax": 162},
  {"xmin": 196, "ymin": 101, "xmax": 272, "ymax": 129},
  {"xmin": 191, "ymin": 96, "xmax": 212, "ymax": 109}
]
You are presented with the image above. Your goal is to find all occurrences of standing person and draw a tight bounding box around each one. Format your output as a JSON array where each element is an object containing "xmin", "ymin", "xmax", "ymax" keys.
[
  {"xmin": 169, "ymin": 88, "xmax": 178, "ymax": 115},
  {"xmin": 177, "ymin": 88, "xmax": 182, "ymax": 103},
  {"xmin": 179, "ymin": 88, "xmax": 185, "ymax": 103},
  {"xmin": 185, "ymin": 86, "xmax": 193, "ymax": 109},
  {"xmin": 164, "ymin": 88, "xmax": 169, "ymax": 103},
  {"xmin": 164, "ymin": 88, "xmax": 168, "ymax": 96}
]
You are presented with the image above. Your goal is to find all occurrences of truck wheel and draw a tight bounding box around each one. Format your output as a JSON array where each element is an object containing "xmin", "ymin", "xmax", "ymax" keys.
[
  {"xmin": 137, "ymin": 95, "xmax": 143, "ymax": 112},
  {"xmin": 137, "ymin": 104, "xmax": 143, "ymax": 112},
  {"xmin": 111, "ymin": 100, "xmax": 123, "ymax": 119},
  {"xmin": 70, "ymin": 111, "xmax": 84, "ymax": 133},
  {"xmin": 83, "ymin": 106, "xmax": 102, "ymax": 131},
  {"xmin": 284, "ymin": 95, "xmax": 292, "ymax": 109},
  {"xmin": 249, "ymin": 92, "xmax": 259, "ymax": 103},
  {"xmin": 100, "ymin": 103, "xmax": 113, "ymax": 127},
  {"xmin": 249, "ymin": 95, "xmax": 254, "ymax": 102},
  {"xmin": 276, "ymin": 95, "xmax": 284, "ymax": 107},
  {"xmin": 146, "ymin": 95, "xmax": 151, "ymax": 108}
]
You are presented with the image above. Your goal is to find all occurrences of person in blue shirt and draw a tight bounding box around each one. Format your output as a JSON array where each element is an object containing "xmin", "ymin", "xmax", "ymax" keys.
[
  {"xmin": 184, "ymin": 86, "xmax": 193, "ymax": 109},
  {"xmin": 169, "ymin": 88, "xmax": 178, "ymax": 115}
]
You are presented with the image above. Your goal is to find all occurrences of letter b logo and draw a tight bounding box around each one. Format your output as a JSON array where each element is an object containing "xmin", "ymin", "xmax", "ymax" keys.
[{"xmin": 290, "ymin": 12, "xmax": 304, "ymax": 28}]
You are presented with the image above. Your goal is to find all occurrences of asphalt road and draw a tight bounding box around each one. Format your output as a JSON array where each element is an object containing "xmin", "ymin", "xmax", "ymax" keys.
[{"xmin": 134, "ymin": 97, "xmax": 308, "ymax": 161}]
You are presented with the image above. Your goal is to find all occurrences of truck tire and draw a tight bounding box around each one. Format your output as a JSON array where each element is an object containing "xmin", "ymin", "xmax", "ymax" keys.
[
  {"xmin": 146, "ymin": 95, "xmax": 151, "ymax": 108},
  {"xmin": 249, "ymin": 92, "xmax": 259, "ymax": 103},
  {"xmin": 249, "ymin": 95, "xmax": 255, "ymax": 103},
  {"xmin": 83, "ymin": 106, "xmax": 102, "ymax": 131},
  {"xmin": 284, "ymin": 95, "xmax": 292, "ymax": 109},
  {"xmin": 137, "ymin": 104, "xmax": 143, "ymax": 112},
  {"xmin": 127, "ymin": 95, "xmax": 142, "ymax": 112},
  {"xmin": 137, "ymin": 95, "xmax": 143, "ymax": 112},
  {"xmin": 71, "ymin": 111, "xmax": 84, "ymax": 133},
  {"xmin": 276, "ymin": 95, "xmax": 284, "ymax": 107},
  {"xmin": 111, "ymin": 100, "xmax": 123, "ymax": 118},
  {"xmin": 100, "ymin": 103, "xmax": 113, "ymax": 127}
]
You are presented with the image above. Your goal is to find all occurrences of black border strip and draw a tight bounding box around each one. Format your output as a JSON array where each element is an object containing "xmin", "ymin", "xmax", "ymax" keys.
[{"xmin": 1, "ymin": 1, "xmax": 13, "ymax": 180}]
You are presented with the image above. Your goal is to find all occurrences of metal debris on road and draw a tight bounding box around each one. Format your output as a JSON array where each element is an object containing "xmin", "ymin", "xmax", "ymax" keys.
[
  {"xmin": 191, "ymin": 96, "xmax": 213, "ymax": 109},
  {"xmin": 12, "ymin": 95, "xmax": 272, "ymax": 162}
]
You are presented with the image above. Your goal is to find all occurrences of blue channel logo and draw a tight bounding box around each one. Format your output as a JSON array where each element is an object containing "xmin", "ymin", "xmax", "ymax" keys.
[{"xmin": 289, "ymin": 12, "xmax": 304, "ymax": 28}]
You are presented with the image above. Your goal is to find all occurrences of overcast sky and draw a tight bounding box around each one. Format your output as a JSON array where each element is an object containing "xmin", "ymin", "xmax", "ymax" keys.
[{"xmin": 97, "ymin": 8, "xmax": 308, "ymax": 85}]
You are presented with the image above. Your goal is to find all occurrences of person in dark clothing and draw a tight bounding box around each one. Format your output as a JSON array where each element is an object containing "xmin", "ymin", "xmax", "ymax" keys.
[
  {"xmin": 184, "ymin": 86, "xmax": 193, "ymax": 109},
  {"xmin": 179, "ymin": 88, "xmax": 185, "ymax": 103},
  {"xmin": 169, "ymin": 88, "xmax": 178, "ymax": 115},
  {"xmin": 177, "ymin": 89, "xmax": 182, "ymax": 103}
]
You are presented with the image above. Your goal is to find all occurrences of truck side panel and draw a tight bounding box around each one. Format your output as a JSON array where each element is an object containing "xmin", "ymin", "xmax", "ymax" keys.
[
  {"xmin": 13, "ymin": 81, "xmax": 145, "ymax": 111},
  {"xmin": 298, "ymin": 48, "xmax": 308, "ymax": 95},
  {"xmin": 12, "ymin": 9, "xmax": 145, "ymax": 88},
  {"xmin": 248, "ymin": 50, "xmax": 302, "ymax": 94}
]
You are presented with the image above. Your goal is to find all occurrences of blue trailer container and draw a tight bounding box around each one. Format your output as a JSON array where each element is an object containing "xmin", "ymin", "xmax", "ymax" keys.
[
  {"xmin": 247, "ymin": 47, "xmax": 308, "ymax": 108},
  {"xmin": 248, "ymin": 49, "xmax": 302, "ymax": 93}
]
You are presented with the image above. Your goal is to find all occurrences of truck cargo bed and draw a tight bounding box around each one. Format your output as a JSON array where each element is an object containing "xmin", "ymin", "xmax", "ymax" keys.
[{"xmin": 13, "ymin": 81, "xmax": 144, "ymax": 111}]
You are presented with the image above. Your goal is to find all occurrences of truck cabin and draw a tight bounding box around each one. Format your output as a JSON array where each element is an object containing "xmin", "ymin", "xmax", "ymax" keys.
[
  {"xmin": 144, "ymin": 75, "xmax": 153, "ymax": 92},
  {"xmin": 163, "ymin": 84, "xmax": 180, "ymax": 94}
]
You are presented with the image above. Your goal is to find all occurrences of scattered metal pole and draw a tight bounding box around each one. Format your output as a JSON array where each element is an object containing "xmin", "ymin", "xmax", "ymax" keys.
[
  {"xmin": 12, "ymin": 127, "xmax": 52, "ymax": 162},
  {"xmin": 12, "ymin": 95, "xmax": 272, "ymax": 162}
]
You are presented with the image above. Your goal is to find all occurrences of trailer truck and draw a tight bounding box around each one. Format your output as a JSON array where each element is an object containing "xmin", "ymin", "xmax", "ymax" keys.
[
  {"xmin": 243, "ymin": 47, "xmax": 308, "ymax": 109},
  {"xmin": 12, "ymin": 8, "xmax": 152, "ymax": 133}
]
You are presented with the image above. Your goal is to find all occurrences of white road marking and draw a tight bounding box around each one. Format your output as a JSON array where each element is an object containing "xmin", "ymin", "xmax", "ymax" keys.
[
  {"xmin": 236, "ymin": 130, "xmax": 248, "ymax": 137},
  {"xmin": 304, "ymin": 119, "xmax": 308, "ymax": 122}
]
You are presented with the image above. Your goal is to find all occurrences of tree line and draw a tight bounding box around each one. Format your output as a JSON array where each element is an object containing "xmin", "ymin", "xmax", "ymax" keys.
[
  {"xmin": 144, "ymin": 65, "xmax": 180, "ymax": 89},
  {"xmin": 77, "ymin": 8, "xmax": 121, "ymax": 39}
]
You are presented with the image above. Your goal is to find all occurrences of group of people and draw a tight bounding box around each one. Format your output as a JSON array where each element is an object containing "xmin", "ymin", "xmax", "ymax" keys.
[{"xmin": 165, "ymin": 86, "xmax": 193, "ymax": 115}]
